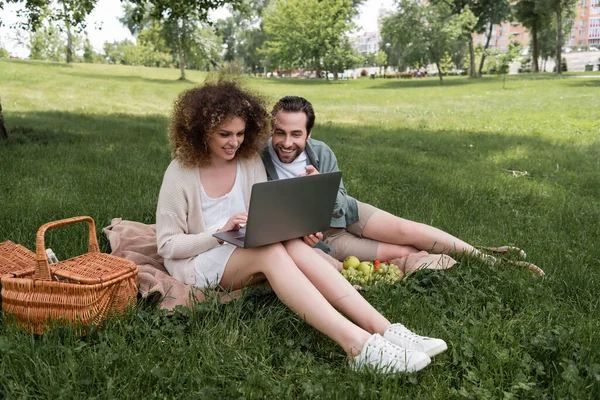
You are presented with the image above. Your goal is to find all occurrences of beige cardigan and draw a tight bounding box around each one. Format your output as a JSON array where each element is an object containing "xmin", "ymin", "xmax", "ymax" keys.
[{"xmin": 156, "ymin": 156, "xmax": 267, "ymax": 284}]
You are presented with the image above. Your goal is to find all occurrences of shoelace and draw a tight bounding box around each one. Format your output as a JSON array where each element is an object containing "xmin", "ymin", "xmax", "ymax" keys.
[
  {"xmin": 369, "ymin": 337, "xmax": 408, "ymax": 358},
  {"xmin": 388, "ymin": 324, "xmax": 424, "ymax": 343}
]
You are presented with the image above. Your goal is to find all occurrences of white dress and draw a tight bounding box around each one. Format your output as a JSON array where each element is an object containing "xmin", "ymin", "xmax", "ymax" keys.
[{"xmin": 194, "ymin": 163, "xmax": 246, "ymax": 289}]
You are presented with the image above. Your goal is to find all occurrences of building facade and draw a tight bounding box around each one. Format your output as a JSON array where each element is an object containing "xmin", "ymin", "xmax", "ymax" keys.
[{"xmin": 475, "ymin": 1, "xmax": 600, "ymax": 50}]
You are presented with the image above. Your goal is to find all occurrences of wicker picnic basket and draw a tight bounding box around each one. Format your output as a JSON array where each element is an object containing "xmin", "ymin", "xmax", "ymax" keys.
[
  {"xmin": 0, "ymin": 241, "xmax": 36, "ymax": 279},
  {"xmin": 0, "ymin": 216, "xmax": 138, "ymax": 334}
]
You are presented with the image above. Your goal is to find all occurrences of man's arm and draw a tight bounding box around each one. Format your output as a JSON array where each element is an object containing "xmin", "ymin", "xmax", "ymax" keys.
[{"xmin": 310, "ymin": 145, "xmax": 349, "ymax": 223}]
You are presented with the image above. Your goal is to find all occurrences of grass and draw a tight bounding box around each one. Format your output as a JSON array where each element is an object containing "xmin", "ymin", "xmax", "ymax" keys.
[{"xmin": 1, "ymin": 59, "xmax": 599, "ymax": 399}]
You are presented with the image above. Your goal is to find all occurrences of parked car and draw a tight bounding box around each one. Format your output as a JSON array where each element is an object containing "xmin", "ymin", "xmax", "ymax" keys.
[
  {"xmin": 590, "ymin": 46, "xmax": 599, "ymax": 52},
  {"xmin": 562, "ymin": 47, "xmax": 572, "ymax": 53}
]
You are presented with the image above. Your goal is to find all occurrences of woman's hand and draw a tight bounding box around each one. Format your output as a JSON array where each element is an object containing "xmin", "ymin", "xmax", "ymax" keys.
[
  {"xmin": 303, "ymin": 232, "xmax": 323, "ymax": 247},
  {"xmin": 217, "ymin": 212, "xmax": 248, "ymax": 233},
  {"xmin": 215, "ymin": 212, "xmax": 248, "ymax": 244}
]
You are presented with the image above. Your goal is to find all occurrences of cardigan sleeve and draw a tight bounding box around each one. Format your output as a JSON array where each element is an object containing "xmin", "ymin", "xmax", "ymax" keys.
[{"xmin": 156, "ymin": 162, "xmax": 220, "ymax": 260}]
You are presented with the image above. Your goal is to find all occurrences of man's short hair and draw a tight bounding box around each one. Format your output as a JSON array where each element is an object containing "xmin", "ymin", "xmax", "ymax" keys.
[{"xmin": 271, "ymin": 96, "xmax": 315, "ymax": 133}]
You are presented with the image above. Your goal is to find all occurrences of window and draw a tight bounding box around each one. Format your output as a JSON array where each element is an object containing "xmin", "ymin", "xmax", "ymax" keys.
[{"xmin": 580, "ymin": 30, "xmax": 586, "ymax": 36}]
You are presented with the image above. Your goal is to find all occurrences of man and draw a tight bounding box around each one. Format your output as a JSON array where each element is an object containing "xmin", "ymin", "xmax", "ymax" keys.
[{"xmin": 261, "ymin": 95, "xmax": 486, "ymax": 264}]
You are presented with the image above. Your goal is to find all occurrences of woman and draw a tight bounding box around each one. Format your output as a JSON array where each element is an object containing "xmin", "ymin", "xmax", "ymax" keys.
[{"xmin": 156, "ymin": 79, "xmax": 446, "ymax": 373}]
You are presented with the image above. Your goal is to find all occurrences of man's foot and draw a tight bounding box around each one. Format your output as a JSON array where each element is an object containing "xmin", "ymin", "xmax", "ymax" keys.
[
  {"xmin": 476, "ymin": 245, "xmax": 527, "ymax": 260},
  {"xmin": 350, "ymin": 334, "xmax": 430, "ymax": 373},
  {"xmin": 383, "ymin": 323, "xmax": 448, "ymax": 357}
]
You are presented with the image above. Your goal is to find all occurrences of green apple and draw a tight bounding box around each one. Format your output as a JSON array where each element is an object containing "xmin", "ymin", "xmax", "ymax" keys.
[
  {"xmin": 343, "ymin": 255, "xmax": 360, "ymax": 270},
  {"xmin": 357, "ymin": 261, "xmax": 372, "ymax": 276}
]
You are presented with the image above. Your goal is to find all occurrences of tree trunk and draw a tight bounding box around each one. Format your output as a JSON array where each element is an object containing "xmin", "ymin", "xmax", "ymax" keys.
[
  {"xmin": 555, "ymin": 7, "xmax": 563, "ymax": 75},
  {"xmin": 66, "ymin": 27, "xmax": 73, "ymax": 63},
  {"xmin": 468, "ymin": 33, "xmax": 476, "ymax": 78},
  {"xmin": 478, "ymin": 23, "xmax": 494, "ymax": 77},
  {"xmin": 0, "ymin": 101, "xmax": 7, "ymax": 140},
  {"xmin": 532, "ymin": 28, "xmax": 539, "ymax": 73},
  {"xmin": 178, "ymin": 45, "xmax": 186, "ymax": 81},
  {"xmin": 435, "ymin": 62, "xmax": 444, "ymax": 85},
  {"xmin": 333, "ymin": 70, "xmax": 338, "ymax": 80}
]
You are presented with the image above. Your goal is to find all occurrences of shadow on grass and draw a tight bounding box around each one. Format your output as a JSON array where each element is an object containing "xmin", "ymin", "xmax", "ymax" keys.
[
  {"xmin": 2, "ymin": 110, "xmax": 599, "ymax": 266},
  {"xmin": 1, "ymin": 111, "xmax": 169, "ymax": 145}
]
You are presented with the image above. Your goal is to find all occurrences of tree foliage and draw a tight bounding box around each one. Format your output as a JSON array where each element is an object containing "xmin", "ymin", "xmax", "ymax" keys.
[
  {"xmin": 543, "ymin": 0, "xmax": 576, "ymax": 75},
  {"xmin": 262, "ymin": 0, "xmax": 360, "ymax": 78},
  {"xmin": 215, "ymin": 0, "xmax": 271, "ymax": 74},
  {"xmin": 381, "ymin": 0, "xmax": 470, "ymax": 84},
  {"xmin": 431, "ymin": 0, "xmax": 511, "ymax": 77},
  {"xmin": 120, "ymin": 0, "xmax": 229, "ymax": 79},
  {"xmin": 514, "ymin": 0, "xmax": 551, "ymax": 72}
]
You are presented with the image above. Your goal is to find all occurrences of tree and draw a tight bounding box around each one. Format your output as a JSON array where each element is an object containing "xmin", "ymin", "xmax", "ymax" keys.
[
  {"xmin": 544, "ymin": 0, "xmax": 576, "ymax": 75},
  {"xmin": 514, "ymin": 0, "xmax": 551, "ymax": 73},
  {"xmin": 215, "ymin": 0, "xmax": 272, "ymax": 74},
  {"xmin": 381, "ymin": 0, "xmax": 468, "ymax": 85},
  {"xmin": 262, "ymin": 0, "xmax": 360, "ymax": 79},
  {"xmin": 492, "ymin": 40, "xmax": 521, "ymax": 88},
  {"xmin": 375, "ymin": 50, "xmax": 387, "ymax": 76},
  {"xmin": 431, "ymin": 0, "xmax": 511, "ymax": 77},
  {"xmin": 27, "ymin": 21, "xmax": 70, "ymax": 61},
  {"xmin": 125, "ymin": 0, "xmax": 238, "ymax": 80},
  {"xmin": 0, "ymin": 101, "xmax": 7, "ymax": 140}
]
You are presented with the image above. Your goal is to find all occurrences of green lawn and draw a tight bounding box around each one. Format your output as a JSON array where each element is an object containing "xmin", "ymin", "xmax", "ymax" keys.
[{"xmin": 1, "ymin": 59, "xmax": 599, "ymax": 399}]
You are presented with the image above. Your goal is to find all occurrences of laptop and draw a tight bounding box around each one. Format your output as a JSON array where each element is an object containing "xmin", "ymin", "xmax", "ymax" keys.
[{"xmin": 213, "ymin": 171, "xmax": 342, "ymax": 248}]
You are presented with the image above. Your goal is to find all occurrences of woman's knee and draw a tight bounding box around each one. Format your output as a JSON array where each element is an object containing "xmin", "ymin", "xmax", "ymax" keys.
[{"xmin": 256, "ymin": 243, "xmax": 294, "ymax": 271}]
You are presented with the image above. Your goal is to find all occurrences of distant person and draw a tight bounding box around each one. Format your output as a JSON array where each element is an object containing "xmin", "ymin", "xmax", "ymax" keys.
[
  {"xmin": 262, "ymin": 95, "xmax": 498, "ymax": 265},
  {"xmin": 156, "ymin": 81, "xmax": 446, "ymax": 374}
]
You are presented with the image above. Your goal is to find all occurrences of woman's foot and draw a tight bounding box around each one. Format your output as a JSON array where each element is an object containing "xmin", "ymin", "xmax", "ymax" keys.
[
  {"xmin": 350, "ymin": 334, "xmax": 431, "ymax": 373},
  {"xmin": 383, "ymin": 323, "xmax": 448, "ymax": 357}
]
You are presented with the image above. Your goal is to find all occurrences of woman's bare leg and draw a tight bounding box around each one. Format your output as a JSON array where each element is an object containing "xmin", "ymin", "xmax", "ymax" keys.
[
  {"xmin": 282, "ymin": 239, "xmax": 391, "ymax": 335},
  {"xmin": 219, "ymin": 243, "xmax": 371, "ymax": 357},
  {"xmin": 362, "ymin": 210, "xmax": 478, "ymax": 256}
]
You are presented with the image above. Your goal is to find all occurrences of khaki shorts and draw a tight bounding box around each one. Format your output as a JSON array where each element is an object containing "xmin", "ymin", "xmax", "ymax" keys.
[{"xmin": 322, "ymin": 201, "xmax": 380, "ymax": 261}]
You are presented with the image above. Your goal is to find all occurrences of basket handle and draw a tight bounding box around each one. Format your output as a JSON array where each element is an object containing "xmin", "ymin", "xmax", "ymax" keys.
[{"xmin": 35, "ymin": 216, "xmax": 99, "ymax": 281}]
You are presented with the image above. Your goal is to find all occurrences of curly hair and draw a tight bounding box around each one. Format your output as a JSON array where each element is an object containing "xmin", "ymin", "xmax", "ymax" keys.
[{"xmin": 169, "ymin": 80, "xmax": 270, "ymax": 167}]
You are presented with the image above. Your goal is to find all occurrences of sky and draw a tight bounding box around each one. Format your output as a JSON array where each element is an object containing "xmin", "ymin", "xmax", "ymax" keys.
[{"xmin": 0, "ymin": 0, "xmax": 394, "ymax": 58}]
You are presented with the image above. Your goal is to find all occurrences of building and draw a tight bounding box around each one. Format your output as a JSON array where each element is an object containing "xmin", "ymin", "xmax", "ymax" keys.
[
  {"xmin": 571, "ymin": 0, "xmax": 600, "ymax": 46},
  {"xmin": 353, "ymin": 31, "xmax": 381, "ymax": 56},
  {"xmin": 474, "ymin": 1, "xmax": 600, "ymax": 51},
  {"xmin": 352, "ymin": 6, "xmax": 392, "ymax": 57},
  {"xmin": 474, "ymin": 22, "xmax": 530, "ymax": 52}
]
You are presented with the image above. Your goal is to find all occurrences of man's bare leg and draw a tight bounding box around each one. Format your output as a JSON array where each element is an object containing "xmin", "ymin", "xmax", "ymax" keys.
[{"xmin": 362, "ymin": 210, "xmax": 478, "ymax": 256}]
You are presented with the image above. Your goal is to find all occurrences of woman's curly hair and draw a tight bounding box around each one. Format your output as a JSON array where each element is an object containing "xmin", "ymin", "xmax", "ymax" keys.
[{"xmin": 169, "ymin": 79, "xmax": 270, "ymax": 167}]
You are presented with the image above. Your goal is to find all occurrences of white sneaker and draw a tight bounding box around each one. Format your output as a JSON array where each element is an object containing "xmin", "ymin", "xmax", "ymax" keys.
[
  {"xmin": 351, "ymin": 334, "xmax": 430, "ymax": 373},
  {"xmin": 383, "ymin": 323, "xmax": 448, "ymax": 357}
]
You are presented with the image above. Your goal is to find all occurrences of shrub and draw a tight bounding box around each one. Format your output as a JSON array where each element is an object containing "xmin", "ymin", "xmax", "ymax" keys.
[{"xmin": 360, "ymin": 68, "xmax": 368, "ymax": 77}]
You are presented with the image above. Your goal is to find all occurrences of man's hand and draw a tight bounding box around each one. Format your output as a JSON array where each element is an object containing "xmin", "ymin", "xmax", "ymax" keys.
[
  {"xmin": 302, "ymin": 232, "xmax": 323, "ymax": 247},
  {"xmin": 299, "ymin": 165, "xmax": 320, "ymax": 176}
]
